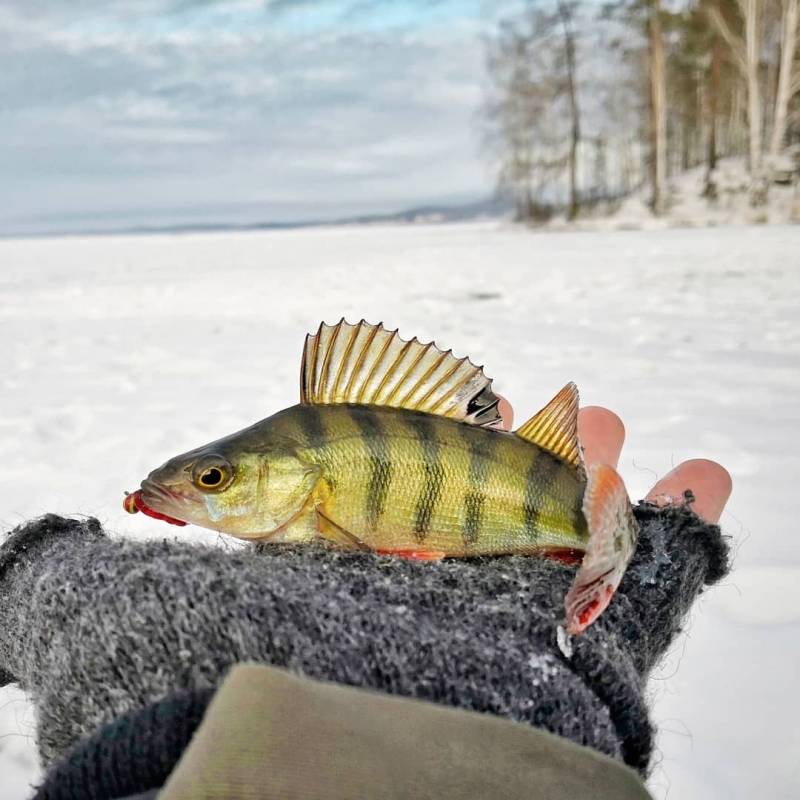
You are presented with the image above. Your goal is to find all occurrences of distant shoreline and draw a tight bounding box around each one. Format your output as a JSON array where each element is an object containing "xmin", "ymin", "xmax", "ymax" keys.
[{"xmin": 0, "ymin": 196, "xmax": 514, "ymax": 241}]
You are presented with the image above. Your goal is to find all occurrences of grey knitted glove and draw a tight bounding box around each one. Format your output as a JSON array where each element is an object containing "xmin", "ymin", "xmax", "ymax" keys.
[{"xmin": 0, "ymin": 507, "xmax": 728, "ymax": 776}]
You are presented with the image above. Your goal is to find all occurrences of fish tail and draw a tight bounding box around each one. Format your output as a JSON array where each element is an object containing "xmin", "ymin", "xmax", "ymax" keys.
[{"xmin": 564, "ymin": 464, "xmax": 638, "ymax": 634}]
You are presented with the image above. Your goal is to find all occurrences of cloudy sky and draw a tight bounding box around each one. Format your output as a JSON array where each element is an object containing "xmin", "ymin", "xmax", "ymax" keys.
[{"xmin": 0, "ymin": 0, "xmax": 523, "ymax": 235}]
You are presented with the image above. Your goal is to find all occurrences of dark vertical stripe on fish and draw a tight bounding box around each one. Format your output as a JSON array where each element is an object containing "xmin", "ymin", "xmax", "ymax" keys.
[
  {"xmin": 298, "ymin": 406, "xmax": 338, "ymax": 491},
  {"xmin": 459, "ymin": 427, "xmax": 494, "ymax": 549},
  {"xmin": 299, "ymin": 405, "xmax": 326, "ymax": 450},
  {"xmin": 571, "ymin": 488, "xmax": 588, "ymax": 539},
  {"xmin": 523, "ymin": 450, "xmax": 561, "ymax": 542},
  {"xmin": 298, "ymin": 405, "xmax": 336, "ymax": 489},
  {"xmin": 408, "ymin": 414, "xmax": 444, "ymax": 542},
  {"xmin": 463, "ymin": 490, "xmax": 484, "ymax": 548},
  {"xmin": 349, "ymin": 407, "xmax": 392, "ymax": 532}
]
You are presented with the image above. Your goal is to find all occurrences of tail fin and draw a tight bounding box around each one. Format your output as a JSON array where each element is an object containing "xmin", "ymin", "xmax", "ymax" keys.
[{"xmin": 565, "ymin": 464, "xmax": 638, "ymax": 634}]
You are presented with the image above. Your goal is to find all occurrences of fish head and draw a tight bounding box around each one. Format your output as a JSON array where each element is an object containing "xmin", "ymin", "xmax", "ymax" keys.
[{"xmin": 137, "ymin": 432, "xmax": 319, "ymax": 540}]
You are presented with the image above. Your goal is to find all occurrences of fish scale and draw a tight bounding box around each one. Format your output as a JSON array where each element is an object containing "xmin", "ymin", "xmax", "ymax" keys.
[{"xmin": 270, "ymin": 404, "xmax": 588, "ymax": 555}]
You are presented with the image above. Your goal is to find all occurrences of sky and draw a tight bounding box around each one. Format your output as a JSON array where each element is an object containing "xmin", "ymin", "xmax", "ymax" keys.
[{"xmin": 0, "ymin": 0, "xmax": 524, "ymax": 235}]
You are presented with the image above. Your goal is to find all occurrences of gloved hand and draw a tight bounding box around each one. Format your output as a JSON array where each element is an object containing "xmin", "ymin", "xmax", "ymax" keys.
[{"xmin": 0, "ymin": 503, "xmax": 728, "ymax": 778}]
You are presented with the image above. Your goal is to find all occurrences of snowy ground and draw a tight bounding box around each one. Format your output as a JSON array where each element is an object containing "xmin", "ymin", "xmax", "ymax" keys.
[
  {"xmin": 1, "ymin": 222, "xmax": 798, "ymax": 799},
  {"xmin": 548, "ymin": 157, "xmax": 800, "ymax": 232}
]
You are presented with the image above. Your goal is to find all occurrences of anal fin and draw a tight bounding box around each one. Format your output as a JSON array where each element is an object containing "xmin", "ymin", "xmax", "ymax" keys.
[{"xmin": 564, "ymin": 463, "xmax": 638, "ymax": 634}]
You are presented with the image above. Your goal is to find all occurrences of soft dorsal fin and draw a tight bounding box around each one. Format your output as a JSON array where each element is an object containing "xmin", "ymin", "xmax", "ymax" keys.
[
  {"xmin": 300, "ymin": 319, "xmax": 503, "ymax": 428},
  {"xmin": 515, "ymin": 383, "xmax": 584, "ymax": 474}
]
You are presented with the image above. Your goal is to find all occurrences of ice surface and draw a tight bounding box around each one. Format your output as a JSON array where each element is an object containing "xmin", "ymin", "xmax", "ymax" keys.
[{"xmin": 1, "ymin": 222, "xmax": 798, "ymax": 798}]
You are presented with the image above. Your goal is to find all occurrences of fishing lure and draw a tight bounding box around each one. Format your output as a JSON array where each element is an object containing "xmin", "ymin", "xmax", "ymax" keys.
[{"xmin": 125, "ymin": 319, "xmax": 637, "ymax": 633}]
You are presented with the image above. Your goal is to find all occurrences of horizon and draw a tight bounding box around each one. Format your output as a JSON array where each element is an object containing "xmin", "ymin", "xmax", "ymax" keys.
[{"xmin": 0, "ymin": 187, "xmax": 513, "ymax": 241}]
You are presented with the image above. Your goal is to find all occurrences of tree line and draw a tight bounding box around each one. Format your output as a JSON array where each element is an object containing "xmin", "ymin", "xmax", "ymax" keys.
[{"xmin": 483, "ymin": 0, "xmax": 800, "ymax": 219}]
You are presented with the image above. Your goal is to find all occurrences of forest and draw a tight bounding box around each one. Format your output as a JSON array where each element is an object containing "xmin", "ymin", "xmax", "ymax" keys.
[{"xmin": 483, "ymin": 0, "xmax": 800, "ymax": 220}]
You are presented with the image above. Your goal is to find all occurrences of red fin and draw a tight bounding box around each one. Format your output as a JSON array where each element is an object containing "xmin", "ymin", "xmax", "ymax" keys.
[
  {"xmin": 541, "ymin": 547, "xmax": 584, "ymax": 566},
  {"xmin": 565, "ymin": 464, "xmax": 637, "ymax": 634},
  {"xmin": 375, "ymin": 548, "xmax": 447, "ymax": 561}
]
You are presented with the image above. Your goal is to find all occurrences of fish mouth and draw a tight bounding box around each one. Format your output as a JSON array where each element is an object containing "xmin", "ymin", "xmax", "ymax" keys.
[{"xmin": 138, "ymin": 479, "xmax": 197, "ymax": 525}]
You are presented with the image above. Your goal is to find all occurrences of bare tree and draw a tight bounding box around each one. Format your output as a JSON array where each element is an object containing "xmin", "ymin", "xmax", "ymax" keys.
[
  {"xmin": 707, "ymin": 3, "xmax": 724, "ymax": 174},
  {"xmin": 483, "ymin": 21, "xmax": 562, "ymax": 219},
  {"xmin": 709, "ymin": 0, "xmax": 764, "ymax": 175},
  {"xmin": 482, "ymin": 1, "xmax": 586, "ymax": 221},
  {"xmin": 770, "ymin": 0, "xmax": 800, "ymax": 156},
  {"xmin": 671, "ymin": 0, "xmax": 737, "ymax": 193},
  {"xmin": 649, "ymin": 0, "xmax": 669, "ymax": 213},
  {"xmin": 592, "ymin": 135, "xmax": 610, "ymax": 198},
  {"xmin": 556, "ymin": 0, "xmax": 583, "ymax": 219},
  {"xmin": 603, "ymin": 0, "xmax": 671, "ymax": 213}
]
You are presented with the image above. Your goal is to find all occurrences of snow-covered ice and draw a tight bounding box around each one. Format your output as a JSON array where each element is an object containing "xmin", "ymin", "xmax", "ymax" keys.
[{"xmin": 1, "ymin": 221, "xmax": 798, "ymax": 799}]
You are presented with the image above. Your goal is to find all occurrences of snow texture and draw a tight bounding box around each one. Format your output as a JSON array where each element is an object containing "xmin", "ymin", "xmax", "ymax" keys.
[
  {"xmin": 548, "ymin": 158, "xmax": 800, "ymax": 232},
  {"xmin": 1, "ymin": 221, "xmax": 798, "ymax": 799}
]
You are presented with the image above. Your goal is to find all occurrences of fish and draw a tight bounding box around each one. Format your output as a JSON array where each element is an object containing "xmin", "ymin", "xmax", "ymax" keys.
[{"xmin": 125, "ymin": 319, "xmax": 638, "ymax": 633}]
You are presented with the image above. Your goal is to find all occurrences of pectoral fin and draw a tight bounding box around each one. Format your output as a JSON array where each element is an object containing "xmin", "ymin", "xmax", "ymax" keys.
[
  {"xmin": 259, "ymin": 497, "xmax": 319, "ymax": 543},
  {"xmin": 564, "ymin": 463, "xmax": 638, "ymax": 634},
  {"xmin": 316, "ymin": 510, "xmax": 369, "ymax": 551}
]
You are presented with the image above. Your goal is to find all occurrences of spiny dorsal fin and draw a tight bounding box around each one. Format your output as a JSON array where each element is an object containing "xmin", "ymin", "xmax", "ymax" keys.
[
  {"xmin": 515, "ymin": 383, "xmax": 584, "ymax": 474},
  {"xmin": 300, "ymin": 319, "xmax": 503, "ymax": 428}
]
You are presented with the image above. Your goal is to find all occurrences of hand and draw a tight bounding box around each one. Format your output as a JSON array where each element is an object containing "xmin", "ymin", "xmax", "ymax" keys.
[{"xmin": 496, "ymin": 398, "xmax": 732, "ymax": 524}]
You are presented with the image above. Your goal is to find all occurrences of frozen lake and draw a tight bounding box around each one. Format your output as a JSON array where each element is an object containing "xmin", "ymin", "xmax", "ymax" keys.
[{"xmin": 1, "ymin": 221, "xmax": 798, "ymax": 798}]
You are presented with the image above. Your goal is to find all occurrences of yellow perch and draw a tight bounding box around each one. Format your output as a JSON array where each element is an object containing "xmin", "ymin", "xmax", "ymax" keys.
[{"xmin": 127, "ymin": 319, "xmax": 638, "ymax": 633}]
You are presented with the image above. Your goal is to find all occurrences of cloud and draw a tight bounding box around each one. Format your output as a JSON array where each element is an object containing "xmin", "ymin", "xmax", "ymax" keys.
[{"xmin": 0, "ymin": 1, "xmax": 518, "ymax": 234}]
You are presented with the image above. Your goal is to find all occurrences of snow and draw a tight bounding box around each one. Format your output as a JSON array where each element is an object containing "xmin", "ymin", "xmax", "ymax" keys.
[
  {"xmin": 547, "ymin": 158, "xmax": 800, "ymax": 231},
  {"xmin": 1, "ymin": 221, "xmax": 798, "ymax": 799}
]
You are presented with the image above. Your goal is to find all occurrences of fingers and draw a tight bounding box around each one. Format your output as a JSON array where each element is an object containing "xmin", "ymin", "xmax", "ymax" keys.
[
  {"xmin": 577, "ymin": 406, "xmax": 625, "ymax": 469},
  {"xmin": 497, "ymin": 394, "xmax": 513, "ymax": 431},
  {"xmin": 645, "ymin": 459, "xmax": 732, "ymax": 524}
]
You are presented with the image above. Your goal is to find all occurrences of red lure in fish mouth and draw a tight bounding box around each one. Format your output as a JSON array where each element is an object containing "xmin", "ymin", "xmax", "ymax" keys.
[{"xmin": 123, "ymin": 490, "xmax": 187, "ymax": 526}]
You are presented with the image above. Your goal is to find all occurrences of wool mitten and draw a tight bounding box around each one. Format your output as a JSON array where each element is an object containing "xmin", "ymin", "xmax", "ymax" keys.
[{"xmin": 0, "ymin": 506, "xmax": 728, "ymax": 776}]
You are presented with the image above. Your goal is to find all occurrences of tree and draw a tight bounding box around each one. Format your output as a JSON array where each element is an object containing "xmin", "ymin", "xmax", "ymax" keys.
[
  {"xmin": 708, "ymin": 0, "xmax": 764, "ymax": 175},
  {"xmin": 649, "ymin": 0, "xmax": 669, "ymax": 213},
  {"xmin": 483, "ymin": 20, "xmax": 556, "ymax": 219},
  {"xmin": 770, "ymin": 0, "xmax": 800, "ymax": 157},
  {"xmin": 556, "ymin": 0, "xmax": 583, "ymax": 219},
  {"xmin": 670, "ymin": 1, "xmax": 735, "ymax": 190},
  {"xmin": 707, "ymin": 1, "xmax": 725, "ymax": 174},
  {"xmin": 602, "ymin": 0, "xmax": 672, "ymax": 214},
  {"xmin": 482, "ymin": 0, "xmax": 797, "ymax": 223},
  {"xmin": 483, "ymin": 1, "xmax": 585, "ymax": 221}
]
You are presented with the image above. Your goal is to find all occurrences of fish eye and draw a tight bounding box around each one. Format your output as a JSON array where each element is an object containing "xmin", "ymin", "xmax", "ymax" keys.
[
  {"xmin": 200, "ymin": 467, "xmax": 224, "ymax": 487},
  {"xmin": 192, "ymin": 457, "xmax": 233, "ymax": 492}
]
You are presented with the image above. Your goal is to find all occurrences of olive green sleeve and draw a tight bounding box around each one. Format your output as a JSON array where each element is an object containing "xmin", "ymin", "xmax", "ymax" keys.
[{"xmin": 160, "ymin": 662, "xmax": 652, "ymax": 800}]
